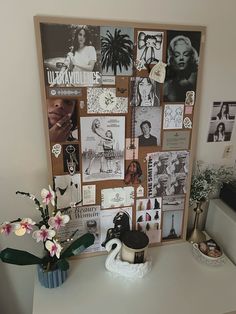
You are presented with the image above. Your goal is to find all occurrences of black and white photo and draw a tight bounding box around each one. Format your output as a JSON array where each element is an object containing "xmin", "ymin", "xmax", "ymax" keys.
[
  {"xmin": 81, "ymin": 116, "xmax": 125, "ymax": 182},
  {"xmin": 164, "ymin": 30, "xmax": 201, "ymax": 102},
  {"xmin": 101, "ymin": 26, "xmax": 134, "ymax": 76},
  {"xmin": 147, "ymin": 151, "xmax": 189, "ymax": 197},
  {"xmin": 130, "ymin": 77, "xmax": 160, "ymax": 107},
  {"xmin": 207, "ymin": 121, "xmax": 234, "ymax": 142},
  {"xmin": 134, "ymin": 107, "xmax": 162, "ymax": 146},
  {"xmin": 40, "ymin": 23, "xmax": 102, "ymax": 87},
  {"xmin": 210, "ymin": 101, "xmax": 236, "ymax": 121}
]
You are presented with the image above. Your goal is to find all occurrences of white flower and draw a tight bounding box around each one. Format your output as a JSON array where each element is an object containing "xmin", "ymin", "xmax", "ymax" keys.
[
  {"xmin": 15, "ymin": 218, "xmax": 36, "ymax": 236},
  {"xmin": 32, "ymin": 225, "xmax": 55, "ymax": 242},
  {"xmin": 48, "ymin": 211, "xmax": 70, "ymax": 230},
  {"xmin": 41, "ymin": 185, "xmax": 55, "ymax": 206},
  {"xmin": 45, "ymin": 240, "xmax": 62, "ymax": 258}
]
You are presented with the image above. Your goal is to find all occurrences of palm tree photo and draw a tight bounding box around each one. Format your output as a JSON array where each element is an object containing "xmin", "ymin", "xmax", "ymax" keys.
[{"xmin": 101, "ymin": 28, "xmax": 133, "ymax": 75}]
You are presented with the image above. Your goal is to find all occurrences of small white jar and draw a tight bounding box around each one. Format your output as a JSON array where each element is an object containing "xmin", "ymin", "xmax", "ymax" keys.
[{"xmin": 121, "ymin": 231, "xmax": 149, "ymax": 264}]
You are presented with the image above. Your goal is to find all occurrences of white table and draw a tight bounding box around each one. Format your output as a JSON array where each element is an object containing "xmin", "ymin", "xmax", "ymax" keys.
[{"xmin": 33, "ymin": 241, "xmax": 236, "ymax": 314}]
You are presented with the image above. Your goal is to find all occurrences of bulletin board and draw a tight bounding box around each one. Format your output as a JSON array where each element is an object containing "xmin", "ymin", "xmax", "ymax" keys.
[{"xmin": 34, "ymin": 16, "xmax": 205, "ymax": 256}]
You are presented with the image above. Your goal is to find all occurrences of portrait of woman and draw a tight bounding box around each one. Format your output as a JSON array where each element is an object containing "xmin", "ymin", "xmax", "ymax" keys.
[
  {"xmin": 164, "ymin": 33, "xmax": 200, "ymax": 102},
  {"xmin": 47, "ymin": 98, "xmax": 78, "ymax": 142},
  {"xmin": 63, "ymin": 26, "xmax": 97, "ymax": 72},
  {"xmin": 136, "ymin": 77, "xmax": 160, "ymax": 106},
  {"xmin": 124, "ymin": 160, "xmax": 142, "ymax": 185},
  {"xmin": 216, "ymin": 103, "xmax": 229, "ymax": 120},
  {"xmin": 213, "ymin": 122, "xmax": 225, "ymax": 142}
]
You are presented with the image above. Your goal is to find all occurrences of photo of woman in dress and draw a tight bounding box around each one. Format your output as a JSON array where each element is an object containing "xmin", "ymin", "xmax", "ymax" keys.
[
  {"xmin": 164, "ymin": 31, "xmax": 201, "ymax": 102},
  {"xmin": 63, "ymin": 26, "xmax": 97, "ymax": 72}
]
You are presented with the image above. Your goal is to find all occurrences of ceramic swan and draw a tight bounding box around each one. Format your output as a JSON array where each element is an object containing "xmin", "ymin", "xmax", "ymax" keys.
[{"xmin": 105, "ymin": 238, "xmax": 152, "ymax": 278}]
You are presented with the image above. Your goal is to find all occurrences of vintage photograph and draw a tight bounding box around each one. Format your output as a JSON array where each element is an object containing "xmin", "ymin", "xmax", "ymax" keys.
[
  {"xmin": 81, "ymin": 116, "xmax": 125, "ymax": 182},
  {"xmin": 101, "ymin": 26, "xmax": 134, "ymax": 76},
  {"xmin": 101, "ymin": 186, "xmax": 134, "ymax": 209},
  {"xmin": 163, "ymin": 104, "xmax": 184, "ymax": 129},
  {"xmin": 164, "ymin": 30, "xmax": 201, "ymax": 102},
  {"xmin": 136, "ymin": 30, "xmax": 164, "ymax": 66},
  {"xmin": 57, "ymin": 205, "xmax": 101, "ymax": 253},
  {"xmin": 54, "ymin": 174, "xmax": 82, "ymax": 210},
  {"xmin": 134, "ymin": 107, "xmax": 162, "ymax": 146},
  {"xmin": 87, "ymin": 88, "xmax": 128, "ymax": 113},
  {"xmin": 130, "ymin": 77, "xmax": 160, "ymax": 107},
  {"xmin": 40, "ymin": 23, "xmax": 102, "ymax": 87},
  {"xmin": 100, "ymin": 207, "xmax": 133, "ymax": 250},
  {"xmin": 162, "ymin": 210, "xmax": 183, "ymax": 240},
  {"xmin": 147, "ymin": 151, "xmax": 189, "ymax": 197},
  {"xmin": 47, "ymin": 98, "xmax": 78, "ymax": 143}
]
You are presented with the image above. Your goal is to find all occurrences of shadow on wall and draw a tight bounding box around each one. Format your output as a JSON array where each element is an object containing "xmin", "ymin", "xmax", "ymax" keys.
[{"xmin": 0, "ymin": 263, "xmax": 22, "ymax": 313}]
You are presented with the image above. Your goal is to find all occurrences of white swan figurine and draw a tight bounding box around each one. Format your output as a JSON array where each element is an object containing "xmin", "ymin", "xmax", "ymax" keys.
[{"xmin": 105, "ymin": 238, "xmax": 152, "ymax": 278}]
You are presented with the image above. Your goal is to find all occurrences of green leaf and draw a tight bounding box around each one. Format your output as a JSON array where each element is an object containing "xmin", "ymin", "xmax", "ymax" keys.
[
  {"xmin": 0, "ymin": 248, "xmax": 43, "ymax": 265},
  {"xmin": 61, "ymin": 233, "xmax": 95, "ymax": 258},
  {"xmin": 56, "ymin": 258, "xmax": 70, "ymax": 271}
]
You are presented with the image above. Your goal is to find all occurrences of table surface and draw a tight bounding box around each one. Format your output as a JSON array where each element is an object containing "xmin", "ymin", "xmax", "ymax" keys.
[{"xmin": 33, "ymin": 241, "xmax": 236, "ymax": 314}]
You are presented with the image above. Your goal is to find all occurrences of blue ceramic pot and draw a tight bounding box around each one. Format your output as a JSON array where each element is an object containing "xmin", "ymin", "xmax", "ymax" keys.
[{"xmin": 37, "ymin": 265, "xmax": 68, "ymax": 288}]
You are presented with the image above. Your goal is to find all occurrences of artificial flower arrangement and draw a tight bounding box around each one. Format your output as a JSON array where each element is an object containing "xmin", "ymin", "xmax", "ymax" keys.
[
  {"xmin": 190, "ymin": 161, "xmax": 233, "ymax": 205},
  {"xmin": 0, "ymin": 186, "xmax": 95, "ymax": 272}
]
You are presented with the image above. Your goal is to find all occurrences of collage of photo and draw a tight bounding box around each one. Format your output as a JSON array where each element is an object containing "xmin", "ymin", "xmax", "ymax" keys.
[{"xmin": 36, "ymin": 18, "xmax": 204, "ymax": 253}]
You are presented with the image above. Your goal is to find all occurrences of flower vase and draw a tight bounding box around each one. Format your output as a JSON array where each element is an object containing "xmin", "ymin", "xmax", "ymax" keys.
[
  {"xmin": 188, "ymin": 202, "xmax": 206, "ymax": 244},
  {"xmin": 37, "ymin": 265, "xmax": 68, "ymax": 288}
]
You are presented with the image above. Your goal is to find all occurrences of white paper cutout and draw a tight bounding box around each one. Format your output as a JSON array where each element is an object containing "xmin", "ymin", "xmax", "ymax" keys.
[
  {"xmin": 149, "ymin": 61, "xmax": 167, "ymax": 83},
  {"xmin": 136, "ymin": 185, "xmax": 144, "ymax": 198},
  {"xmin": 185, "ymin": 91, "xmax": 195, "ymax": 106},
  {"xmin": 99, "ymin": 89, "xmax": 117, "ymax": 110},
  {"xmin": 52, "ymin": 144, "xmax": 62, "ymax": 158},
  {"xmin": 183, "ymin": 117, "xmax": 192, "ymax": 129},
  {"xmin": 163, "ymin": 105, "xmax": 184, "ymax": 129}
]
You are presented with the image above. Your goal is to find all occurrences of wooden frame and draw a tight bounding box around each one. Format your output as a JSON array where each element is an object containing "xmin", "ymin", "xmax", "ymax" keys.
[{"xmin": 34, "ymin": 15, "xmax": 206, "ymax": 256}]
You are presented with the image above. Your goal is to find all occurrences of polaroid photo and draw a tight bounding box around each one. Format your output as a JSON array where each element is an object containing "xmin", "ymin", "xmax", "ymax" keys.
[{"xmin": 207, "ymin": 120, "xmax": 235, "ymax": 142}]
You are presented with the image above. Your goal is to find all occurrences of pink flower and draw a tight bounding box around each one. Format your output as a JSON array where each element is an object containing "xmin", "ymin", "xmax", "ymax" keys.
[
  {"xmin": 48, "ymin": 211, "xmax": 70, "ymax": 230},
  {"xmin": 14, "ymin": 218, "xmax": 36, "ymax": 236},
  {"xmin": 41, "ymin": 186, "xmax": 55, "ymax": 206},
  {"xmin": 0, "ymin": 222, "xmax": 18, "ymax": 235},
  {"xmin": 45, "ymin": 240, "xmax": 62, "ymax": 258},
  {"xmin": 32, "ymin": 225, "xmax": 55, "ymax": 242}
]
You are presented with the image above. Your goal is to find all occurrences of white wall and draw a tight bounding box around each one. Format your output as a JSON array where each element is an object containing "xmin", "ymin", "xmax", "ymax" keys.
[{"xmin": 0, "ymin": 1, "xmax": 236, "ymax": 313}]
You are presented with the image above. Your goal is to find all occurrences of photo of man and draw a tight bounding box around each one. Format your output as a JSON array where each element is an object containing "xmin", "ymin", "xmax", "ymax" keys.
[
  {"xmin": 138, "ymin": 120, "xmax": 157, "ymax": 146},
  {"xmin": 134, "ymin": 107, "xmax": 162, "ymax": 147}
]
